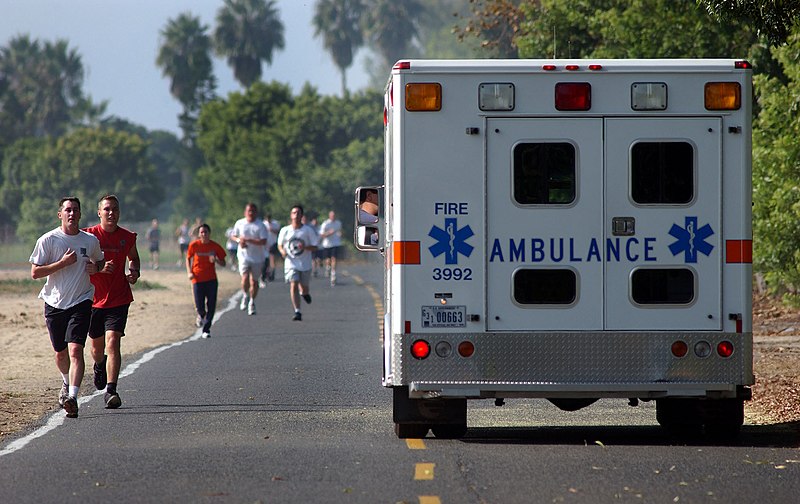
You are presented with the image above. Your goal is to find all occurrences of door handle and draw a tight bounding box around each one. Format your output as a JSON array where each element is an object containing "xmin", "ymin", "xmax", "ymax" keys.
[{"xmin": 612, "ymin": 217, "xmax": 635, "ymax": 236}]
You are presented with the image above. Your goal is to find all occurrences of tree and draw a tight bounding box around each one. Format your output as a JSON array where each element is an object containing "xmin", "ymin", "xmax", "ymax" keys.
[
  {"xmin": 515, "ymin": 0, "xmax": 758, "ymax": 60},
  {"xmin": 313, "ymin": 0, "xmax": 364, "ymax": 96},
  {"xmin": 752, "ymin": 27, "xmax": 800, "ymax": 298},
  {"xmin": 15, "ymin": 127, "xmax": 163, "ymax": 242},
  {"xmin": 454, "ymin": 0, "xmax": 524, "ymax": 58},
  {"xmin": 213, "ymin": 0, "xmax": 285, "ymax": 88},
  {"xmin": 361, "ymin": 0, "xmax": 424, "ymax": 69},
  {"xmin": 156, "ymin": 13, "xmax": 217, "ymax": 143},
  {"xmin": 698, "ymin": 0, "xmax": 800, "ymax": 46},
  {"xmin": 0, "ymin": 35, "xmax": 104, "ymax": 143}
]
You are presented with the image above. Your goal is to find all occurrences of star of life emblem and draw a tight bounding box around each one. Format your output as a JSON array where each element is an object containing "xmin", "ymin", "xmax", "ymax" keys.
[{"xmin": 428, "ymin": 218, "xmax": 474, "ymax": 265}]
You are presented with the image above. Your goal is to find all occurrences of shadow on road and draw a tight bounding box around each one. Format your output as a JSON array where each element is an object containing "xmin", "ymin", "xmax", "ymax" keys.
[{"xmin": 458, "ymin": 422, "xmax": 800, "ymax": 448}]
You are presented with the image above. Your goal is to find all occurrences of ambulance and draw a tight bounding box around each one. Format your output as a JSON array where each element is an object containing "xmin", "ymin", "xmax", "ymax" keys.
[{"xmin": 355, "ymin": 59, "xmax": 753, "ymax": 439}]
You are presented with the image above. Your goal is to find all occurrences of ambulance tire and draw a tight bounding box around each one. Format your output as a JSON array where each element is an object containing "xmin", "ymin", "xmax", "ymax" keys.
[
  {"xmin": 656, "ymin": 398, "xmax": 704, "ymax": 438},
  {"xmin": 701, "ymin": 399, "xmax": 744, "ymax": 440},
  {"xmin": 431, "ymin": 423, "xmax": 467, "ymax": 439},
  {"xmin": 394, "ymin": 423, "xmax": 430, "ymax": 439}
]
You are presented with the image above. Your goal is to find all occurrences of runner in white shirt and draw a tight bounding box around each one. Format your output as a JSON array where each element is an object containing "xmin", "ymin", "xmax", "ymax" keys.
[
  {"xmin": 30, "ymin": 196, "xmax": 104, "ymax": 418},
  {"xmin": 231, "ymin": 203, "xmax": 269, "ymax": 315},
  {"xmin": 318, "ymin": 210, "xmax": 343, "ymax": 286},
  {"xmin": 278, "ymin": 204, "xmax": 319, "ymax": 321}
]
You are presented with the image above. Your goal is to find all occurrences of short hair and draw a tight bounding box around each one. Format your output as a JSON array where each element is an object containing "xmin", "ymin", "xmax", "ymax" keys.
[
  {"xmin": 291, "ymin": 204, "xmax": 304, "ymax": 216},
  {"xmin": 199, "ymin": 223, "xmax": 211, "ymax": 233},
  {"xmin": 97, "ymin": 194, "xmax": 120, "ymax": 209},
  {"xmin": 59, "ymin": 196, "xmax": 81, "ymax": 211},
  {"xmin": 245, "ymin": 202, "xmax": 258, "ymax": 212},
  {"xmin": 359, "ymin": 188, "xmax": 377, "ymax": 204}
]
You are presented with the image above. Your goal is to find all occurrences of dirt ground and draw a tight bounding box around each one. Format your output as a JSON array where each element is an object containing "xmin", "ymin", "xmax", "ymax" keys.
[{"xmin": 1, "ymin": 268, "xmax": 798, "ymax": 440}]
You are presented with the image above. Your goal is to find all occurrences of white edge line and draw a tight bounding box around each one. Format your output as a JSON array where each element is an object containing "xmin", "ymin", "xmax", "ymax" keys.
[{"xmin": 0, "ymin": 292, "xmax": 242, "ymax": 458}]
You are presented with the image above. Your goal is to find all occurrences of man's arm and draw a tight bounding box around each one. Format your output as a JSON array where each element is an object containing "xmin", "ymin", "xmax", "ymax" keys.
[
  {"xmin": 126, "ymin": 240, "xmax": 141, "ymax": 284},
  {"xmin": 31, "ymin": 248, "xmax": 78, "ymax": 279}
]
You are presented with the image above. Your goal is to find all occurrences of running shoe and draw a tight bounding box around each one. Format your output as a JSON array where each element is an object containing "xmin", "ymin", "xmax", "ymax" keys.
[
  {"xmin": 201, "ymin": 332, "xmax": 211, "ymax": 339},
  {"xmin": 292, "ymin": 312, "xmax": 302, "ymax": 321},
  {"xmin": 63, "ymin": 396, "xmax": 78, "ymax": 418},
  {"xmin": 195, "ymin": 315, "xmax": 203, "ymax": 327},
  {"xmin": 93, "ymin": 358, "xmax": 107, "ymax": 390},
  {"xmin": 240, "ymin": 294, "xmax": 249, "ymax": 311},
  {"xmin": 58, "ymin": 381, "xmax": 68, "ymax": 407},
  {"xmin": 302, "ymin": 294, "xmax": 312, "ymax": 304},
  {"xmin": 248, "ymin": 301, "xmax": 256, "ymax": 315},
  {"xmin": 104, "ymin": 392, "xmax": 122, "ymax": 409}
]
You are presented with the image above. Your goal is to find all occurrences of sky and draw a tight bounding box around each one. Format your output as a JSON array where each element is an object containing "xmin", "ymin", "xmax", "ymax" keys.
[{"xmin": 0, "ymin": 0, "xmax": 371, "ymax": 135}]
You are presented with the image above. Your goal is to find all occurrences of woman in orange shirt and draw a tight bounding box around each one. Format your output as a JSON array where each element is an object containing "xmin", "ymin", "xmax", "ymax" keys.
[{"xmin": 186, "ymin": 223, "xmax": 227, "ymax": 338}]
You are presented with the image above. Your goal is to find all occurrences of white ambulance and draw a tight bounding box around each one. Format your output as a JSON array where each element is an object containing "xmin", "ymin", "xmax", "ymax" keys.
[{"xmin": 355, "ymin": 59, "xmax": 753, "ymax": 439}]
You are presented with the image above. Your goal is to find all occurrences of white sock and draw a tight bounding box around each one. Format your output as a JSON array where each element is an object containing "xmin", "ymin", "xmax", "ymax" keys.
[{"xmin": 68, "ymin": 385, "xmax": 79, "ymax": 398}]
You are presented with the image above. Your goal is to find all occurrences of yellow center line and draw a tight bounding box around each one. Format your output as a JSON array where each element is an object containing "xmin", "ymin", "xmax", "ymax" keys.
[
  {"xmin": 419, "ymin": 497, "xmax": 442, "ymax": 504},
  {"xmin": 414, "ymin": 462, "xmax": 435, "ymax": 480},
  {"xmin": 406, "ymin": 438, "xmax": 426, "ymax": 450}
]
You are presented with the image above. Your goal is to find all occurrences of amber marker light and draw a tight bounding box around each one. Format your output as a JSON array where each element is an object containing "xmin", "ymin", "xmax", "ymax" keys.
[
  {"xmin": 704, "ymin": 82, "xmax": 741, "ymax": 110},
  {"xmin": 458, "ymin": 341, "xmax": 475, "ymax": 358},
  {"xmin": 671, "ymin": 340, "xmax": 688, "ymax": 358},
  {"xmin": 406, "ymin": 83, "xmax": 442, "ymax": 111}
]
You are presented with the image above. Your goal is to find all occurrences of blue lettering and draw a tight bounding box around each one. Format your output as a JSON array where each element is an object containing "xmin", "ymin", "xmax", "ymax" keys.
[
  {"xmin": 569, "ymin": 238, "xmax": 582, "ymax": 262},
  {"xmin": 626, "ymin": 238, "xmax": 640, "ymax": 261},
  {"xmin": 434, "ymin": 202, "xmax": 468, "ymax": 215},
  {"xmin": 587, "ymin": 239, "xmax": 601, "ymax": 262},
  {"xmin": 531, "ymin": 239, "xmax": 545, "ymax": 262},
  {"xmin": 550, "ymin": 238, "xmax": 564, "ymax": 262},
  {"xmin": 510, "ymin": 239, "xmax": 525, "ymax": 262},
  {"xmin": 606, "ymin": 238, "xmax": 620, "ymax": 262},
  {"xmin": 644, "ymin": 237, "xmax": 656, "ymax": 261},
  {"xmin": 490, "ymin": 239, "xmax": 504, "ymax": 262}
]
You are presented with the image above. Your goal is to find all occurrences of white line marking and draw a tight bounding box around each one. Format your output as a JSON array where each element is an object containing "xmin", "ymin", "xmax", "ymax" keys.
[{"xmin": 0, "ymin": 293, "xmax": 241, "ymax": 458}]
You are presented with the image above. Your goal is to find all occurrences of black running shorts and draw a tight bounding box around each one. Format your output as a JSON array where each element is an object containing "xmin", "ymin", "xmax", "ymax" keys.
[
  {"xmin": 89, "ymin": 304, "xmax": 130, "ymax": 339},
  {"xmin": 45, "ymin": 299, "xmax": 92, "ymax": 352}
]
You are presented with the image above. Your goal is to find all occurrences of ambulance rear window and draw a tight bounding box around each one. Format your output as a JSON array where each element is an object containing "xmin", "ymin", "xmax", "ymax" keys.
[
  {"xmin": 513, "ymin": 143, "xmax": 576, "ymax": 205},
  {"xmin": 631, "ymin": 142, "xmax": 693, "ymax": 204},
  {"xmin": 513, "ymin": 269, "xmax": 576, "ymax": 305},
  {"xmin": 631, "ymin": 268, "xmax": 694, "ymax": 304}
]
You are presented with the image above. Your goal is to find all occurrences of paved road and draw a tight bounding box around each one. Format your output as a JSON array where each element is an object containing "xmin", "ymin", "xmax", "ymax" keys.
[{"xmin": 2, "ymin": 262, "xmax": 799, "ymax": 503}]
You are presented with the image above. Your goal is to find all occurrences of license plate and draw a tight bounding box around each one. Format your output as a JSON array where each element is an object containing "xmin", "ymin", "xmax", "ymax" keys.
[{"xmin": 421, "ymin": 305, "xmax": 467, "ymax": 328}]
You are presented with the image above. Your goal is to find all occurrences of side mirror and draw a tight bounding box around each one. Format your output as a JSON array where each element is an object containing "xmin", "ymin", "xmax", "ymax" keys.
[
  {"xmin": 356, "ymin": 187, "xmax": 380, "ymax": 225},
  {"xmin": 356, "ymin": 226, "xmax": 380, "ymax": 249}
]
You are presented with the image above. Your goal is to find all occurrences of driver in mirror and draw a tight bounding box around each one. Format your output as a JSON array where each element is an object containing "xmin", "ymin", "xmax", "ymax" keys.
[{"xmin": 359, "ymin": 189, "xmax": 379, "ymax": 224}]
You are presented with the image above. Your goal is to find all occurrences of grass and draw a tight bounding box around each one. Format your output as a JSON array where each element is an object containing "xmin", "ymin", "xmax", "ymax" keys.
[{"xmin": 0, "ymin": 278, "xmax": 44, "ymax": 295}]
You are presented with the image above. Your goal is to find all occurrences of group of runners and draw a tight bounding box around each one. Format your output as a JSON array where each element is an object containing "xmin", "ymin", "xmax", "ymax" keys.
[{"xmin": 30, "ymin": 196, "xmax": 343, "ymax": 418}]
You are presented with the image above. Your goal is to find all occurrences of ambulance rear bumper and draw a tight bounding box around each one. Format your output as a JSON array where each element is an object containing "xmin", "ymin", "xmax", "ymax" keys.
[{"xmin": 388, "ymin": 331, "xmax": 754, "ymax": 400}]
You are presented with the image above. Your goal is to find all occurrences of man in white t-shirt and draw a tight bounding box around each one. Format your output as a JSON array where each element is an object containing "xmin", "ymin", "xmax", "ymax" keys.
[
  {"xmin": 231, "ymin": 202, "xmax": 269, "ymax": 315},
  {"xmin": 278, "ymin": 204, "xmax": 319, "ymax": 321},
  {"xmin": 30, "ymin": 196, "xmax": 104, "ymax": 418},
  {"xmin": 318, "ymin": 210, "xmax": 343, "ymax": 286}
]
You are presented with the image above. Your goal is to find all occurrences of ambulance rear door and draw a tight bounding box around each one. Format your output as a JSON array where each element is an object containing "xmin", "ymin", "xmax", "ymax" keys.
[{"xmin": 604, "ymin": 117, "xmax": 722, "ymax": 330}]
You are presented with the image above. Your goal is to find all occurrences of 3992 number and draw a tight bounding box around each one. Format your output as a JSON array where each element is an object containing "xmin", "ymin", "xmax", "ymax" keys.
[{"xmin": 432, "ymin": 267, "xmax": 472, "ymax": 281}]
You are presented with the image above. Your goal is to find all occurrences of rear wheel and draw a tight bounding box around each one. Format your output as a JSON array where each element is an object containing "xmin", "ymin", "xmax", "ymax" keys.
[{"xmin": 394, "ymin": 423, "xmax": 430, "ymax": 439}]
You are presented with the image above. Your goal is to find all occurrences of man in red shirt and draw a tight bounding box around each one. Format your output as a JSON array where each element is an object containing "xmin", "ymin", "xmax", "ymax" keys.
[
  {"xmin": 84, "ymin": 194, "xmax": 141, "ymax": 409},
  {"xmin": 186, "ymin": 223, "xmax": 226, "ymax": 338}
]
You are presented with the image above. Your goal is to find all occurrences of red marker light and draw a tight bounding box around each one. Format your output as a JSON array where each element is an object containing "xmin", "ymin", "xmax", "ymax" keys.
[
  {"xmin": 542, "ymin": 64, "xmax": 557, "ymax": 71},
  {"xmin": 717, "ymin": 341, "xmax": 734, "ymax": 358},
  {"xmin": 393, "ymin": 61, "xmax": 411, "ymax": 70},
  {"xmin": 565, "ymin": 65, "xmax": 579, "ymax": 71},
  {"xmin": 734, "ymin": 60, "xmax": 752, "ymax": 69},
  {"xmin": 411, "ymin": 340, "xmax": 431, "ymax": 359},
  {"xmin": 588, "ymin": 64, "xmax": 603, "ymax": 71},
  {"xmin": 555, "ymin": 82, "xmax": 591, "ymax": 111}
]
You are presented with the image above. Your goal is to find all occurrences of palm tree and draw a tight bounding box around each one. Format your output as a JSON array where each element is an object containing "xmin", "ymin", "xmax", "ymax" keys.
[
  {"xmin": 362, "ymin": 0, "xmax": 423, "ymax": 69},
  {"xmin": 213, "ymin": 0, "xmax": 285, "ymax": 88},
  {"xmin": 313, "ymin": 0, "xmax": 364, "ymax": 96},
  {"xmin": 156, "ymin": 13, "xmax": 216, "ymax": 142},
  {"xmin": 0, "ymin": 35, "xmax": 95, "ymax": 138}
]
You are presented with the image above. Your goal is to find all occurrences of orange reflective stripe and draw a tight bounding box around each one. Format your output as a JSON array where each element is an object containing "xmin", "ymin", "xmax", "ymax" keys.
[
  {"xmin": 393, "ymin": 241, "xmax": 421, "ymax": 264},
  {"xmin": 725, "ymin": 240, "xmax": 752, "ymax": 263}
]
